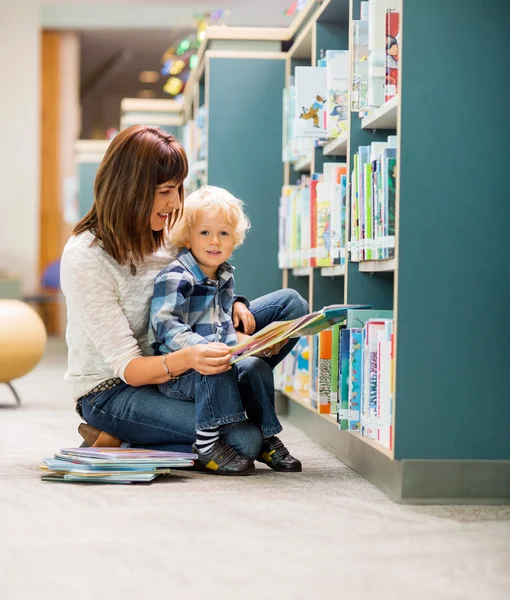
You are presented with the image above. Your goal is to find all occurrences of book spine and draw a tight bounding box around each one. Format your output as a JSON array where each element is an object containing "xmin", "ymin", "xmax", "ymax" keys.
[
  {"xmin": 318, "ymin": 329, "xmax": 333, "ymax": 414},
  {"xmin": 348, "ymin": 328, "xmax": 363, "ymax": 430},
  {"xmin": 330, "ymin": 324, "xmax": 340, "ymax": 415},
  {"xmin": 338, "ymin": 327, "xmax": 351, "ymax": 429},
  {"xmin": 385, "ymin": 10, "xmax": 400, "ymax": 102}
]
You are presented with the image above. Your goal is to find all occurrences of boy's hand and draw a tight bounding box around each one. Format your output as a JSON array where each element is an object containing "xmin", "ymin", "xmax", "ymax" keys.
[
  {"xmin": 188, "ymin": 343, "xmax": 232, "ymax": 375},
  {"xmin": 233, "ymin": 301, "xmax": 255, "ymax": 334}
]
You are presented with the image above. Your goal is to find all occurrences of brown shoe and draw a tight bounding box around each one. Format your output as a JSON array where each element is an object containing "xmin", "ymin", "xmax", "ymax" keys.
[{"xmin": 78, "ymin": 423, "xmax": 122, "ymax": 448}]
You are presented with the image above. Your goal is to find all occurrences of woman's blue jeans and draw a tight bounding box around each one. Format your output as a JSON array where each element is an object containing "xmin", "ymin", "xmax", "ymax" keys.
[{"xmin": 80, "ymin": 288, "xmax": 308, "ymax": 459}]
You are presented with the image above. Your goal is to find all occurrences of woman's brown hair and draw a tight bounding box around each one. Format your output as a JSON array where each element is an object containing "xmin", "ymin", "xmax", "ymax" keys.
[{"xmin": 73, "ymin": 125, "xmax": 189, "ymax": 264}]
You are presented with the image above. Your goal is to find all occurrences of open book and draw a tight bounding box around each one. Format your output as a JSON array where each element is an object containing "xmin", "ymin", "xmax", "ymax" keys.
[{"xmin": 230, "ymin": 304, "xmax": 370, "ymax": 364}]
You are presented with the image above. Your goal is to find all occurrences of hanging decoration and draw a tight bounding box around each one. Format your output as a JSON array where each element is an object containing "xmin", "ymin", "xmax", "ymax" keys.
[
  {"xmin": 284, "ymin": 0, "xmax": 320, "ymax": 16},
  {"xmin": 160, "ymin": 8, "xmax": 229, "ymax": 97}
]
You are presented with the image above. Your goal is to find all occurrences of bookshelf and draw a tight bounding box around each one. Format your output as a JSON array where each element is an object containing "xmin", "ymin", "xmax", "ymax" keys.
[
  {"xmin": 323, "ymin": 131, "xmax": 349, "ymax": 156},
  {"xmin": 182, "ymin": 0, "xmax": 510, "ymax": 503},
  {"xmin": 359, "ymin": 259, "xmax": 395, "ymax": 273},
  {"xmin": 361, "ymin": 95, "xmax": 398, "ymax": 130},
  {"xmin": 293, "ymin": 157, "xmax": 312, "ymax": 172}
]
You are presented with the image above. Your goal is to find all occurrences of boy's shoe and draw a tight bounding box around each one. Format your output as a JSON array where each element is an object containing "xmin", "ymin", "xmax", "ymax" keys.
[
  {"xmin": 257, "ymin": 436, "xmax": 302, "ymax": 472},
  {"xmin": 191, "ymin": 439, "xmax": 255, "ymax": 476}
]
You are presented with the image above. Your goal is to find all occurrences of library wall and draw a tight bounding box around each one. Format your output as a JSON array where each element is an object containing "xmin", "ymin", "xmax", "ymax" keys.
[{"xmin": 207, "ymin": 56, "xmax": 285, "ymax": 299}]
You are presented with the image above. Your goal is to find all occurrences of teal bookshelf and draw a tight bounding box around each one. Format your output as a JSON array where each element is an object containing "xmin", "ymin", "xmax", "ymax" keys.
[{"xmin": 182, "ymin": 0, "xmax": 510, "ymax": 503}]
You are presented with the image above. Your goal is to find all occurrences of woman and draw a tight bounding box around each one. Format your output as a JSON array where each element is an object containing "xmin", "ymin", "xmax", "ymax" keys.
[{"xmin": 61, "ymin": 125, "xmax": 308, "ymax": 475}]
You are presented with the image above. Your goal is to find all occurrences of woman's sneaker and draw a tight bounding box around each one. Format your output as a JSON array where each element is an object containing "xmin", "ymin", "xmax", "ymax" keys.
[
  {"xmin": 257, "ymin": 436, "xmax": 302, "ymax": 472},
  {"xmin": 191, "ymin": 439, "xmax": 255, "ymax": 475}
]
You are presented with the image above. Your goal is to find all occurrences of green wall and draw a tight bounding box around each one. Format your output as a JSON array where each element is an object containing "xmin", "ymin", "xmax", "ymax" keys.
[
  {"xmin": 395, "ymin": 0, "xmax": 510, "ymax": 459},
  {"xmin": 207, "ymin": 57, "xmax": 285, "ymax": 300}
]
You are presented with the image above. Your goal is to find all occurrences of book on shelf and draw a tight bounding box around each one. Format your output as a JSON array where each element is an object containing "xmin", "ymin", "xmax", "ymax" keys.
[
  {"xmin": 318, "ymin": 328, "xmax": 333, "ymax": 414},
  {"xmin": 294, "ymin": 66, "xmax": 328, "ymax": 139},
  {"xmin": 229, "ymin": 304, "xmax": 371, "ymax": 364},
  {"xmin": 350, "ymin": 136, "xmax": 397, "ymax": 262},
  {"xmin": 385, "ymin": 9, "xmax": 400, "ymax": 102},
  {"xmin": 324, "ymin": 50, "xmax": 350, "ymax": 139},
  {"xmin": 276, "ymin": 309, "xmax": 395, "ymax": 450},
  {"xmin": 352, "ymin": 17, "xmax": 369, "ymax": 113},
  {"xmin": 367, "ymin": 0, "xmax": 401, "ymax": 110}
]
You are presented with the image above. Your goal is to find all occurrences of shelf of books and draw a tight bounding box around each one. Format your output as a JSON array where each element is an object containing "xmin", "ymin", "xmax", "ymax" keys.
[
  {"xmin": 184, "ymin": 0, "xmax": 510, "ymax": 503},
  {"xmin": 276, "ymin": 0, "xmax": 510, "ymax": 503}
]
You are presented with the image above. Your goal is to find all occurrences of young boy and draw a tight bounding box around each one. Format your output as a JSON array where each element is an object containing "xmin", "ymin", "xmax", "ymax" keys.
[{"xmin": 149, "ymin": 185, "xmax": 301, "ymax": 475}]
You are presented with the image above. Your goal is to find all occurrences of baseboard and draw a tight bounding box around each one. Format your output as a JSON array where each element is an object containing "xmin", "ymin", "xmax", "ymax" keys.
[{"xmin": 285, "ymin": 396, "xmax": 510, "ymax": 505}]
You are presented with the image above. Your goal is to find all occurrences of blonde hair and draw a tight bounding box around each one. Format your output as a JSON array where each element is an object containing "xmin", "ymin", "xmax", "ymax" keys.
[{"xmin": 169, "ymin": 185, "xmax": 250, "ymax": 250}]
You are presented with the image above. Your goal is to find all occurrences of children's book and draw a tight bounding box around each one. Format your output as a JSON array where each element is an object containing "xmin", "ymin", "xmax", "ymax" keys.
[
  {"xmin": 294, "ymin": 66, "xmax": 328, "ymax": 138},
  {"xmin": 385, "ymin": 9, "xmax": 400, "ymax": 101},
  {"xmin": 229, "ymin": 304, "xmax": 371, "ymax": 364}
]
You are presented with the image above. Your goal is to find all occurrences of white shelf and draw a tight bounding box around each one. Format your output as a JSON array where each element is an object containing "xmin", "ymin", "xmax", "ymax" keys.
[
  {"xmin": 322, "ymin": 132, "xmax": 348, "ymax": 156},
  {"xmin": 358, "ymin": 259, "xmax": 395, "ymax": 273},
  {"xmin": 361, "ymin": 95, "xmax": 399, "ymax": 130},
  {"xmin": 320, "ymin": 265, "xmax": 345, "ymax": 277},
  {"xmin": 293, "ymin": 157, "xmax": 312, "ymax": 172},
  {"xmin": 291, "ymin": 267, "xmax": 311, "ymax": 277}
]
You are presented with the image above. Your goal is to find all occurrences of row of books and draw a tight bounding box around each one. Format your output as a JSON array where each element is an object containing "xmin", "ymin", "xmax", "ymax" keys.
[
  {"xmin": 275, "ymin": 309, "xmax": 394, "ymax": 450},
  {"xmin": 351, "ymin": 135, "xmax": 397, "ymax": 262},
  {"xmin": 40, "ymin": 447, "xmax": 196, "ymax": 484},
  {"xmin": 278, "ymin": 134, "xmax": 396, "ymax": 268},
  {"xmin": 278, "ymin": 162, "xmax": 348, "ymax": 269},
  {"xmin": 282, "ymin": 0, "xmax": 400, "ymax": 168}
]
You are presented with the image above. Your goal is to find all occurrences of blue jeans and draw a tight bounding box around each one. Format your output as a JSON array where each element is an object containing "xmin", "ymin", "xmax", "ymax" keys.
[
  {"xmin": 159, "ymin": 356, "xmax": 283, "ymax": 437},
  {"xmin": 80, "ymin": 289, "xmax": 308, "ymax": 459}
]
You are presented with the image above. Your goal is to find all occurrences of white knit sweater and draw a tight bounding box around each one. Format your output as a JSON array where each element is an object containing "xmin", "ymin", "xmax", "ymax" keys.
[{"xmin": 61, "ymin": 231, "xmax": 175, "ymax": 400}]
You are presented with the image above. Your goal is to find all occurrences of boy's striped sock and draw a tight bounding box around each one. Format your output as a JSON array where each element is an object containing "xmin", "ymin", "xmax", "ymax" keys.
[{"xmin": 195, "ymin": 426, "xmax": 220, "ymax": 453}]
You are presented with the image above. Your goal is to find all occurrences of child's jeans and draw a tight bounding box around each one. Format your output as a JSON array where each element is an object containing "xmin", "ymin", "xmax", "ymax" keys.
[{"xmin": 158, "ymin": 356, "xmax": 283, "ymax": 438}]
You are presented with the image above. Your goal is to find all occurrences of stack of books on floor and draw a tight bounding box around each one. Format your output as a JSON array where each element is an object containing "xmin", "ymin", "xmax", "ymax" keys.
[{"xmin": 40, "ymin": 447, "xmax": 197, "ymax": 484}]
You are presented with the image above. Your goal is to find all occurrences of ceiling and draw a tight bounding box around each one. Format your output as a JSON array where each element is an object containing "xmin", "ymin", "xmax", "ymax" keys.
[
  {"xmin": 79, "ymin": 0, "xmax": 296, "ymax": 99},
  {"xmin": 75, "ymin": 0, "xmax": 299, "ymax": 136}
]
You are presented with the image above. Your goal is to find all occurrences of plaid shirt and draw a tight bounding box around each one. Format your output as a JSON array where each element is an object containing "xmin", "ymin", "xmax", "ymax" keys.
[{"xmin": 149, "ymin": 248, "xmax": 239, "ymax": 355}]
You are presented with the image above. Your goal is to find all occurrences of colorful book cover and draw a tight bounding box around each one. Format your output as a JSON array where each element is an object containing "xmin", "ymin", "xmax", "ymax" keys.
[
  {"xmin": 329, "ymin": 167, "xmax": 347, "ymax": 266},
  {"xmin": 311, "ymin": 333, "xmax": 319, "ymax": 409},
  {"xmin": 387, "ymin": 155, "xmax": 397, "ymax": 259},
  {"xmin": 325, "ymin": 50, "xmax": 349, "ymax": 139},
  {"xmin": 295, "ymin": 336, "xmax": 310, "ymax": 393},
  {"xmin": 309, "ymin": 175, "xmax": 319, "ymax": 266},
  {"xmin": 365, "ymin": 320, "xmax": 387, "ymax": 439},
  {"xmin": 376, "ymin": 320, "xmax": 393, "ymax": 448},
  {"xmin": 318, "ymin": 328, "xmax": 333, "ymax": 414},
  {"xmin": 348, "ymin": 328, "xmax": 363, "ymax": 431},
  {"xmin": 330, "ymin": 324, "xmax": 341, "ymax": 415},
  {"xmin": 230, "ymin": 304, "xmax": 370, "ymax": 364},
  {"xmin": 368, "ymin": 0, "xmax": 400, "ymax": 109},
  {"xmin": 338, "ymin": 327, "xmax": 351, "ymax": 429},
  {"xmin": 385, "ymin": 10, "xmax": 400, "ymax": 102},
  {"xmin": 316, "ymin": 181, "xmax": 332, "ymax": 267},
  {"xmin": 294, "ymin": 66, "xmax": 328, "ymax": 138}
]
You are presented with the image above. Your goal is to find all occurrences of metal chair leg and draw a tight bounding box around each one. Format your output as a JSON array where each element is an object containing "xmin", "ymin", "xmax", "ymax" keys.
[{"xmin": 5, "ymin": 382, "xmax": 21, "ymax": 406}]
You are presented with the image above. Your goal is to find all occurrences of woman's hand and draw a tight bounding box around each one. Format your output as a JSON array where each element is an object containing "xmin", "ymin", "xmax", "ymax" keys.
[
  {"xmin": 188, "ymin": 343, "xmax": 232, "ymax": 375},
  {"xmin": 232, "ymin": 301, "xmax": 256, "ymax": 334}
]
